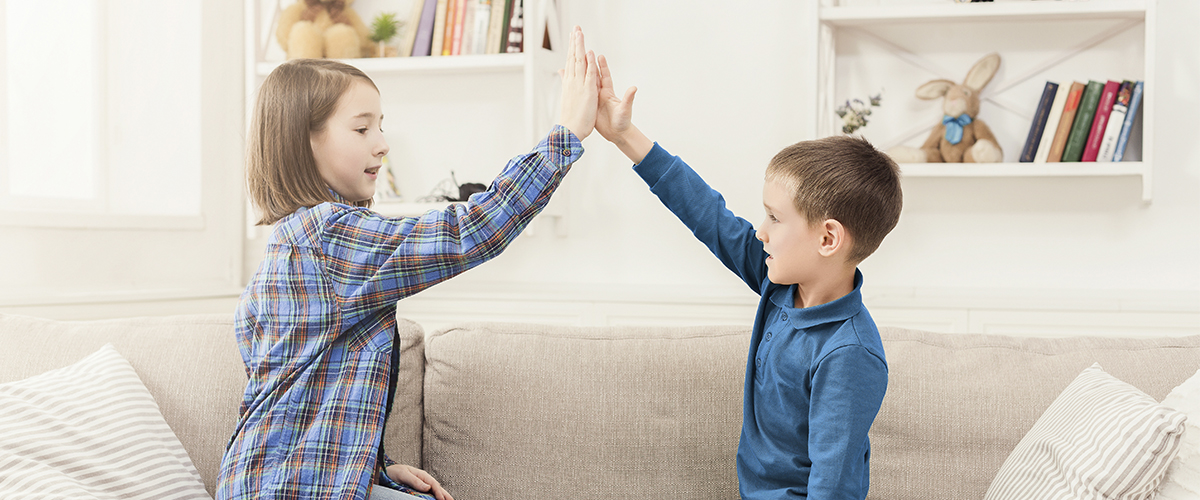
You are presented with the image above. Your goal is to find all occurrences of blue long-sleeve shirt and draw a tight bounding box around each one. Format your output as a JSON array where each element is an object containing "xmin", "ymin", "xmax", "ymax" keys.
[{"xmin": 633, "ymin": 143, "xmax": 888, "ymax": 500}]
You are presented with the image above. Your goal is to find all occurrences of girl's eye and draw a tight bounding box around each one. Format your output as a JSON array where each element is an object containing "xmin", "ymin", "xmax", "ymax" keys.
[{"xmin": 356, "ymin": 128, "xmax": 368, "ymax": 135}]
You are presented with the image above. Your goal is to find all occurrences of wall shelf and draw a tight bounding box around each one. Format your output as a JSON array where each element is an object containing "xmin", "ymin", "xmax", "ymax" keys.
[
  {"xmin": 811, "ymin": 0, "xmax": 1155, "ymax": 202},
  {"xmin": 253, "ymin": 52, "xmax": 531, "ymax": 77}
]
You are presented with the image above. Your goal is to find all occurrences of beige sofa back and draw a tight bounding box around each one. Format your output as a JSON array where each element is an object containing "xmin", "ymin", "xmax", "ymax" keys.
[
  {"xmin": 421, "ymin": 322, "xmax": 750, "ymax": 500},
  {"xmin": 873, "ymin": 327, "xmax": 1200, "ymax": 500},
  {"xmin": 0, "ymin": 313, "xmax": 425, "ymax": 498}
]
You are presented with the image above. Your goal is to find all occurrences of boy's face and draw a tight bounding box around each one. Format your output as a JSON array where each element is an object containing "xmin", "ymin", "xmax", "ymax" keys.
[
  {"xmin": 311, "ymin": 79, "xmax": 389, "ymax": 202},
  {"xmin": 757, "ymin": 179, "xmax": 822, "ymax": 285}
]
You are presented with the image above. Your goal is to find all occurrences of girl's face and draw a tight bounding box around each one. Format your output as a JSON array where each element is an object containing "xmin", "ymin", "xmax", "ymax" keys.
[{"xmin": 311, "ymin": 79, "xmax": 389, "ymax": 202}]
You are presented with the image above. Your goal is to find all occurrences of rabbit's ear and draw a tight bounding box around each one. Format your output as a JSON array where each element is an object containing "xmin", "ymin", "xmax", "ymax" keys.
[
  {"xmin": 915, "ymin": 80, "xmax": 954, "ymax": 100},
  {"xmin": 964, "ymin": 52, "xmax": 1001, "ymax": 91}
]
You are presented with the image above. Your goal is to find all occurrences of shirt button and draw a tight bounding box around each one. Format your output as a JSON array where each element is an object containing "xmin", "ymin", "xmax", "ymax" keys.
[
  {"xmin": 561, "ymin": 149, "xmax": 571, "ymax": 157},
  {"xmin": 756, "ymin": 358, "xmax": 762, "ymax": 368},
  {"xmin": 782, "ymin": 315, "xmax": 789, "ymax": 323},
  {"xmin": 766, "ymin": 332, "xmax": 773, "ymax": 341}
]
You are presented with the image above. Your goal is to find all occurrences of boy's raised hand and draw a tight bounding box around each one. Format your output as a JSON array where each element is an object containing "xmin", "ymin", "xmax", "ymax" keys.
[
  {"xmin": 557, "ymin": 26, "xmax": 598, "ymax": 140},
  {"xmin": 595, "ymin": 54, "xmax": 638, "ymax": 142}
]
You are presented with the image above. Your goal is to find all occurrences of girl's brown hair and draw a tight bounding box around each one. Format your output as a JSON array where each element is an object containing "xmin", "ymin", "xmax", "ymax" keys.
[{"xmin": 247, "ymin": 59, "xmax": 378, "ymax": 226}]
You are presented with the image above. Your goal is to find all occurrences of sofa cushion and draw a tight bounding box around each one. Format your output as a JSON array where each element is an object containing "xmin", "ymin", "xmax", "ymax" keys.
[
  {"xmin": 0, "ymin": 344, "xmax": 211, "ymax": 499},
  {"xmin": 0, "ymin": 312, "xmax": 426, "ymax": 497},
  {"xmin": 421, "ymin": 322, "xmax": 750, "ymax": 500},
  {"xmin": 1156, "ymin": 367, "xmax": 1200, "ymax": 499},
  {"xmin": 984, "ymin": 363, "xmax": 1185, "ymax": 500},
  {"xmin": 871, "ymin": 327, "xmax": 1200, "ymax": 500}
]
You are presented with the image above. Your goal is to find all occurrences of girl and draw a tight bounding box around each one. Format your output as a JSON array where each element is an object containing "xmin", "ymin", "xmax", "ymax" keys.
[{"xmin": 217, "ymin": 27, "xmax": 598, "ymax": 500}]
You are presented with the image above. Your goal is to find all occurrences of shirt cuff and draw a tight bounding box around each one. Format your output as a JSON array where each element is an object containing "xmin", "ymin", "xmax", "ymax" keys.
[
  {"xmin": 541, "ymin": 124, "xmax": 585, "ymax": 170},
  {"xmin": 631, "ymin": 142, "xmax": 672, "ymax": 187}
]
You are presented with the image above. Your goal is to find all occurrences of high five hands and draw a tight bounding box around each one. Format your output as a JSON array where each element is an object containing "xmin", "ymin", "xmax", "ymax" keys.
[{"xmin": 558, "ymin": 27, "xmax": 652, "ymax": 163}]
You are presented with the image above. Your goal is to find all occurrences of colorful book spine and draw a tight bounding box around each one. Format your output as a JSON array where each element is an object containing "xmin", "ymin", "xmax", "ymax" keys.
[
  {"xmin": 1020, "ymin": 81, "xmax": 1059, "ymax": 162},
  {"xmin": 403, "ymin": 0, "xmax": 432, "ymax": 56},
  {"xmin": 451, "ymin": 0, "xmax": 468, "ymax": 55},
  {"xmin": 1096, "ymin": 81, "xmax": 1133, "ymax": 162},
  {"xmin": 1046, "ymin": 81, "xmax": 1085, "ymax": 163},
  {"xmin": 1061, "ymin": 80, "xmax": 1104, "ymax": 162},
  {"xmin": 505, "ymin": 0, "xmax": 523, "ymax": 53},
  {"xmin": 440, "ymin": 0, "xmax": 457, "ymax": 55},
  {"xmin": 1112, "ymin": 81, "xmax": 1144, "ymax": 162},
  {"xmin": 459, "ymin": 0, "xmax": 476, "ymax": 55},
  {"xmin": 411, "ymin": 0, "xmax": 439, "ymax": 56},
  {"xmin": 473, "ymin": 0, "xmax": 492, "ymax": 55},
  {"xmin": 430, "ymin": 0, "xmax": 449, "ymax": 57},
  {"xmin": 485, "ymin": 0, "xmax": 508, "ymax": 54},
  {"xmin": 498, "ymin": 0, "xmax": 513, "ymax": 52},
  {"xmin": 1081, "ymin": 80, "xmax": 1120, "ymax": 162},
  {"xmin": 1034, "ymin": 83, "xmax": 1070, "ymax": 163}
]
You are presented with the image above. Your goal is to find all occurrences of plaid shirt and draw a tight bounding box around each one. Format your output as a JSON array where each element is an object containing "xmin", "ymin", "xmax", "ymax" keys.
[{"xmin": 217, "ymin": 127, "xmax": 582, "ymax": 500}]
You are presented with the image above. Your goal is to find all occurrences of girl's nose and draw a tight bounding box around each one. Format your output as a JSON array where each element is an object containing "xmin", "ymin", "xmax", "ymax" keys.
[
  {"xmin": 755, "ymin": 229, "xmax": 765, "ymax": 242},
  {"xmin": 376, "ymin": 138, "xmax": 389, "ymax": 157}
]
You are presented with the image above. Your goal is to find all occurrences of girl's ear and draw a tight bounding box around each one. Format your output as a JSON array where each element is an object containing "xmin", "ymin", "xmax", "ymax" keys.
[
  {"xmin": 818, "ymin": 219, "xmax": 848, "ymax": 258},
  {"xmin": 914, "ymin": 80, "xmax": 954, "ymax": 100}
]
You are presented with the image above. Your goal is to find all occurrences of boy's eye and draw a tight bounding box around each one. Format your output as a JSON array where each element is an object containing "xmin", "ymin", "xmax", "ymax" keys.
[{"xmin": 356, "ymin": 128, "xmax": 368, "ymax": 134}]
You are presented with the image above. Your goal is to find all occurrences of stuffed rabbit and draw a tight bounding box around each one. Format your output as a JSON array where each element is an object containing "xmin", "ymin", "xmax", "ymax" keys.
[{"xmin": 889, "ymin": 53, "xmax": 1004, "ymax": 163}]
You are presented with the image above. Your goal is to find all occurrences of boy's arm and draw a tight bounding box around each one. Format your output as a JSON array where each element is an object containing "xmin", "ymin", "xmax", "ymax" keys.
[
  {"xmin": 807, "ymin": 345, "xmax": 888, "ymax": 499},
  {"xmin": 597, "ymin": 55, "xmax": 767, "ymax": 292},
  {"xmin": 631, "ymin": 141, "xmax": 768, "ymax": 294}
]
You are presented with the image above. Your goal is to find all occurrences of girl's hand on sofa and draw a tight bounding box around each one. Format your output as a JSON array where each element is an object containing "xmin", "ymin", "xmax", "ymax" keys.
[{"xmin": 386, "ymin": 463, "xmax": 455, "ymax": 500}]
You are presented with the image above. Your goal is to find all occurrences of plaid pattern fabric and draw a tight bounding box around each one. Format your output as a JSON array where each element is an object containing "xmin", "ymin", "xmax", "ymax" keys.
[{"xmin": 217, "ymin": 127, "xmax": 582, "ymax": 500}]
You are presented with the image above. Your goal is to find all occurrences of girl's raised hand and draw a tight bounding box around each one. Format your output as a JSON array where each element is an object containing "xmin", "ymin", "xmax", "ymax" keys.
[{"xmin": 557, "ymin": 26, "xmax": 599, "ymax": 140}]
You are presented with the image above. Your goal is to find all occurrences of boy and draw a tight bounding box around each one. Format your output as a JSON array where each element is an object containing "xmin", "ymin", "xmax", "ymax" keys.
[{"xmin": 593, "ymin": 55, "xmax": 902, "ymax": 499}]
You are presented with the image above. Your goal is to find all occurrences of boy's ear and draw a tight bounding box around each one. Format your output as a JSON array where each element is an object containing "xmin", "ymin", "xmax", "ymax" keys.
[{"xmin": 818, "ymin": 219, "xmax": 849, "ymax": 258}]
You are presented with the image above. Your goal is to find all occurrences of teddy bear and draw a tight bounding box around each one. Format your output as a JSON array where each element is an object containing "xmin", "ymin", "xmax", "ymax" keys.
[
  {"xmin": 888, "ymin": 53, "xmax": 1004, "ymax": 163},
  {"xmin": 276, "ymin": 0, "xmax": 373, "ymax": 60}
]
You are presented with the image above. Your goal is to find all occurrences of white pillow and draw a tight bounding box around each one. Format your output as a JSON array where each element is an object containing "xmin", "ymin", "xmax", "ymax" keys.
[
  {"xmin": 1157, "ymin": 367, "xmax": 1200, "ymax": 500},
  {"xmin": 0, "ymin": 344, "xmax": 211, "ymax": 500},
  {"xmin": 984, "ymin": 363, "xmax": 1187, "ymax": 500}
]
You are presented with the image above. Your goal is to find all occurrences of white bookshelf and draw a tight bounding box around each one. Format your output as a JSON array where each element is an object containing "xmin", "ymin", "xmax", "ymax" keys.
[
  {"xmin": 244, "ymin": 0, "xmax": 569, "ymax": 220},
  {"xmin": 811, "ymin": 0, "xmax": 1156, "ymax": 202}
]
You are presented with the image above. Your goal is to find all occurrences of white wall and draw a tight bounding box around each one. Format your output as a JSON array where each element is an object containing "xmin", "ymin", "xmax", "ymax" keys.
[{"xmin": 386, "ymin": 0, "xmax": 1200, "ymax": 336}]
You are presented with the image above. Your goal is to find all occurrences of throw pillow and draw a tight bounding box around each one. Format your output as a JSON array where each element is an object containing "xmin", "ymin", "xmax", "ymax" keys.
[
  {"xmin": 0, "ymin": 344, "xmax": 210, "ymax": 499},
  {"xmin": 984, "ymin": 363, "xmax": 1187, "ymax": 500},
  {"xmin": 1156, "ymin": 367, "xmax": 1200, "ymax": 499}
]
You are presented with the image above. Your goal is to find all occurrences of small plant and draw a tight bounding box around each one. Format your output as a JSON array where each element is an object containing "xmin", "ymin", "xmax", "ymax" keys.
[
  {"xmin": 835, "ymin": 91, "xmax": 883, "ymax": 134},
  {"xmin": 370, "ymin": 12, "xmax": 402, "ymax": 43}
]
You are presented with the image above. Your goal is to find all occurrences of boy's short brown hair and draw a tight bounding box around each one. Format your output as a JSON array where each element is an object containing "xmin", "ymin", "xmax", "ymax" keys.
[
  {"xmin": 765, "ymin": 135, "xmax": 902, "ymax": 263},
  {"xmin": 247, "ymin": 59, "xmax": 378, "ymax": 226}
]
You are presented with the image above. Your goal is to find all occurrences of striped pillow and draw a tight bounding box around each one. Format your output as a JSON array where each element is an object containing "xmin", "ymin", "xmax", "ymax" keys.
[
  {"xmin": 0, "ymin": 344, "xmax": 210, "ymax": 499},
  {"xmin": 984, "ymin": 363, "xmax": 1187, "ymax": 500}
]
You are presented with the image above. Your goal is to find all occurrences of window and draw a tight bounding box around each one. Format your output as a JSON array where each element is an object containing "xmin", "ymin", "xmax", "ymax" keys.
[{"xmin": 0, "ymin": 0, "xmax": 201, "ymax": 223}]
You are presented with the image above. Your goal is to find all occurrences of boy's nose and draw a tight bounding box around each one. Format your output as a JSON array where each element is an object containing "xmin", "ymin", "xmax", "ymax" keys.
[
  {"xmin": 755, "ymin": 229, "xmax": 765, "ymax": 242},
  {"xmin": 376, "ymin": 139, "xmax": 389, "ymax": 157}
]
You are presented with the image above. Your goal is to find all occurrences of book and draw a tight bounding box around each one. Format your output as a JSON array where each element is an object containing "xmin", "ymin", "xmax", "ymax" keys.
[
  {"xmin": 506, "ymin": 0, "xmax": 523, "ymax": 53},
  {"xmin": 460, "ymin": 0, "xmax": 476, "ymax": 54},
  {"xmin": 1112, "ymin": 81, "xmax": 1144, "ymax": 162},
  {"xmin": 430, "ymin": 0, "xmax": 449, "ymax": 56},
  {"xmin": 411, "ymin": 0, "xmax": 440, "ymax": 56},
  {"xmin": 472, "ymin": 0, "xmax": 492, "ymax": 55},
  {"xmin": 1045, "ymin": 81, "xmax": 1085, "ymax": 162},
  {"xmin": 485, "ymin": 0, "xmax": 509, "ymax": 54},
  {"xmin": 1020, "ymin": 81, "xmax": 1059, "ymax": 162},
  {"xmin": 1096, "ymin": 81, "xmax": 1133, "ymax": 162},
  {"xmin": 450, "ymin": 0, "xmax": 468, "ymax": 55},
  {"xmin": 1061, "ymin": 80, "xmax": 1104, "ymax": 162},
  {"xmin": 400, "ymin": 0, "xmax": 430, "ymax": 57},
  {"xmin": 439, "ymin": 0, "xmax": 457, "ymax": 55},
  {"xmin": 1081, "ymin": 80, "xmax": 1120, "ymax": 162},
  {"xmin": 498, "ymin": 0, "xmax": 514, "ymax": 52},
  {"xmin": 1034, "ymin": 82, "xmax": 1070, "ymax": 163}
]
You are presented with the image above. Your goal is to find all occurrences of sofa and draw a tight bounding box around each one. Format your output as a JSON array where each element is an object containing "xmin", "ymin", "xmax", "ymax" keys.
[{"xmin": 1, "ymin": 312, "xmax": 1198, "ymax": 500}]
